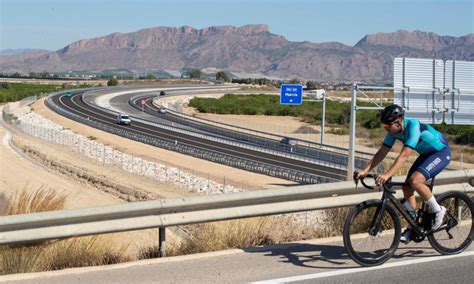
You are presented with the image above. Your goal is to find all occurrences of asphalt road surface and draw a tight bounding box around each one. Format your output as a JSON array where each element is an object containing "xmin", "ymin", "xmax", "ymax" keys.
[
  {"xmin": 51, "ymin": 91, "xmax": 347, "ymax": 181},
  {"xmin": 2, "ymin": 236, "xmax": 472, "ymax": 283}
]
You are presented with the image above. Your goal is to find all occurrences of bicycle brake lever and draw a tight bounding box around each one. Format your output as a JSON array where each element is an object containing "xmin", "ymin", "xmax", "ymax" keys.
[{"xmin": 353, "ymin": 171, "xmax": 360, "ymax": 188}]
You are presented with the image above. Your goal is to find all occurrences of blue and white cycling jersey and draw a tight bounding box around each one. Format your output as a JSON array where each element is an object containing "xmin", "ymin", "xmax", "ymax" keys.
[{"xmin": 383, "ymin": 118, "xmax": 448, "ymax": 155}]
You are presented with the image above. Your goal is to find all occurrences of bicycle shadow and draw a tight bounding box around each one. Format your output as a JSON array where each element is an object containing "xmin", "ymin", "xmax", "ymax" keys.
[
  {"xmin": 394, "ymin": 244, "xmax": 437, "ymax": 259},
  {"xmin": 243, "ymin": 242, "xmax": 438, "ymax": 269},
  {"xmin": 243, "ymin": 243, "xmax": 357, "ymax": 269}
]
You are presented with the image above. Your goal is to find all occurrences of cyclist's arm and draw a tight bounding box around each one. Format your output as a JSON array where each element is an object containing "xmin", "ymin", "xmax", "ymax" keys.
[
  {"xmin": 360, "ymin": 144, "xmax": 391, "ymax": 174},
  {"xmin": 384, "ymin": 146, "xmax": 413, "ymax": 177}
]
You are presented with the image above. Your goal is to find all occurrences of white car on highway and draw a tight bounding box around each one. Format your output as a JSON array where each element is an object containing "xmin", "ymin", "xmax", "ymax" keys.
[{"xmin": 117, "ymin": 113, "xmax": 132, "ymax": 125}]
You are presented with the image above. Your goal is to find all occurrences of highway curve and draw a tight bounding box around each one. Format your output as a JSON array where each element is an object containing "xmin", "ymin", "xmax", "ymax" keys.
[{"xmin": 49, "ymin": 90, "xmax": 348, "ymax": 182}]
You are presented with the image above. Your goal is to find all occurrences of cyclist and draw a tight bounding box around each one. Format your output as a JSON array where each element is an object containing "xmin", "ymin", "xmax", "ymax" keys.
[{"xmin": 354, "ymin": 104, "xmax": 451, "ymax": 244}]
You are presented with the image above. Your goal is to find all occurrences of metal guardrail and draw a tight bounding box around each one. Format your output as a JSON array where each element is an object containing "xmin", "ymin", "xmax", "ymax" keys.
[
  {"xmin": 46, "ymin": 94, "xmax": 338, "ymax": 184},
  {"xmin": 0, "ymin": 170, "xmax": 472, "ymax": 250}
]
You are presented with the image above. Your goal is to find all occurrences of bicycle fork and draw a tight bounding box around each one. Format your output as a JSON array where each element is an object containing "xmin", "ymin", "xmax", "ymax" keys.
[{"xmin": 368, "ymin": 193, "xmax": 391, "ymax": 236}]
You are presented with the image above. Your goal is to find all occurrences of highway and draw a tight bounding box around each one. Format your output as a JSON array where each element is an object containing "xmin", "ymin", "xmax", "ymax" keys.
[{"xmin": 49, "ymin": 89, "xmax": 348, "ymax": 181}]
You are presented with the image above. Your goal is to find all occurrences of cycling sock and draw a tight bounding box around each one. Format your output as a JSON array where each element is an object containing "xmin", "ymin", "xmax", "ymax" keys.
[{"xmin": 426, "ymin": 196, "xmax": 442, "ymax": 213}]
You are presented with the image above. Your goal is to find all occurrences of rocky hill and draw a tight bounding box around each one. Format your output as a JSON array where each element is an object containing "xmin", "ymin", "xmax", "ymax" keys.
[{"xmin": 1, "ymin": 25, "xmax": 472, "ymax": 82}]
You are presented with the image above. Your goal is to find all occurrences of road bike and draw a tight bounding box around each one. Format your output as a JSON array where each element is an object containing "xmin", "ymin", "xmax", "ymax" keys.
[{"xmin": 343, "ymin": 174, "xmax": 473, "ymax": 266}]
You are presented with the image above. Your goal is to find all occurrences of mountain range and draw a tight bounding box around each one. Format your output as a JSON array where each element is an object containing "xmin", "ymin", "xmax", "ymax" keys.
[{"xmin": 1, "ymin": 24, "xmax": 472, "ymax": 82}]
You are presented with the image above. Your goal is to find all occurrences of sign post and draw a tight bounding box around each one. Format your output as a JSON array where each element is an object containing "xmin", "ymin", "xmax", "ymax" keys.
[{"xmin": 141, "ymin": 99, "xmax": 145, "ymax": 112}]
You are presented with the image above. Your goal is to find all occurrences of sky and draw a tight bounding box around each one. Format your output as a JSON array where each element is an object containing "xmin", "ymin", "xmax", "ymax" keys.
[{"xmin": 0, "ymin": 0, "xmax": 473, "ymax": 51}]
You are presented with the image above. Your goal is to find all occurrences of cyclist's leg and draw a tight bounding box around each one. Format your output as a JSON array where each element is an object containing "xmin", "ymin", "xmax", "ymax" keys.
[
  {"xmin": 403, "ymin": 156, "xmax": 426, "ymax": 209},
  {"xmin": 409, "ymin": 147, "xmax": 451, "ymax": 229},
  {"xmin": 400, "ymin": 159, "xmax": 424, "ymax": 243},
  {"xmin": 408, "ymin": 172, "xmax": 432, "ymax": 200},
  {"xmin": 409, "ymin": 146, "xmax": 451, "ymax": 202}
]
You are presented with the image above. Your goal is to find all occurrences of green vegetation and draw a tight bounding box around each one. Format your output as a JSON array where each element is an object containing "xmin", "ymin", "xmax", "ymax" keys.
[
  {"xmin": 0, "ymin": 83, "xmax": 59, "ymax": 103},
  {"xmin": 107, "ymin": 76, "xmax": 119, "ymax": 86},
  {"xmin": 189, "ymin": 93, "xmax": 373, "ymax": 125},
  {"xmin": 189, "ymin": 94, "xmax": 473, "ymax": 145},
  {"xmin": 306, "ymin": 81, "xmax": 320, "ymax": 89},
  {"xmin": 188, "ymin": 69, "xmax": 202, "ymax": 79},
  {"xmin": 433, "ymin": 124, "xmax": 474, "ymax": 145},
  {"xmin": 232, "ymin": 77, "xmax": 273, "ymax": 85},
  {"xmin": 0, "ymin": 82, "xmax": 98, "ymax": 104},
  {"xmin": 215, "ymin": 71, "xmax": 230, "ymax": 82},
  {"xmin": 231, "ymin": 77, "xmax": 303, "ymax": 88}
]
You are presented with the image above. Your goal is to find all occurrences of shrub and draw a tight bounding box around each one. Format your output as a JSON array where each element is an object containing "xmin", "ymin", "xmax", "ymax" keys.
[
  {"xmin": 215, "ymin": 71, "xmax": 229, "ymax": 82},
  {"xmin": 362, "ymin": 113, "xmax": 381, "ymax": 129},
  {"xmin": 454, "ymin": 131, "xmax": 473, "ymax": 145},
  {"xmin": 107, "ymin": 77, "xmax": 118, "ymax": 86},
  {"xmin": 0, "ymin": 82, "xmax": 10, "ymax": 89}
]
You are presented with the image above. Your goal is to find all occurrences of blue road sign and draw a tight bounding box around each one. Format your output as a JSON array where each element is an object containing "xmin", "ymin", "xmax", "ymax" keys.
[{"xmin": 280, "ymin": 84, "xmax": 303, "ymax": 105}]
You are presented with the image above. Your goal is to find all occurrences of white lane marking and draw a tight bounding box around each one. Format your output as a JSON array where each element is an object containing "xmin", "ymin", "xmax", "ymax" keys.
[{"xmin": 252, "ymin": 250, "xmax": 474, "ymax": 283}]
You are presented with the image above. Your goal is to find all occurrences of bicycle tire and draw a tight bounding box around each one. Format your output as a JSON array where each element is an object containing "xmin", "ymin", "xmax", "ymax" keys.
[
  {"xmin": 428, "ymin": 191, "xmax": 474, "ymax": 254},
  {"xmin": 343, "ymin": 200, "xmax": 401, "ymax": 266}
]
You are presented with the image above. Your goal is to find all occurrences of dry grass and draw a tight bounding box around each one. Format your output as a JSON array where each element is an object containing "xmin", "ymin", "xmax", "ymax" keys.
[
  {"xmin": 451, "ymin": 144, "xmax": 474, "ymax": 164},
  {"xmin": 4, "ymin": 185, "xmax": 66, "ymax": 215},
  {"xmin": 43, "ymin": 236, "xmax": 129, "ymax": 271},
  {"xmin": 0, "ymin": 186, "xmax": 128, "ymax": 275},
  {"xmin": 139, "ymin": 211, "xmax": 353, "ymax": 259},
  {"xmin": 139, "ymin": 216, "xmax": 309, "ymax": 258}
]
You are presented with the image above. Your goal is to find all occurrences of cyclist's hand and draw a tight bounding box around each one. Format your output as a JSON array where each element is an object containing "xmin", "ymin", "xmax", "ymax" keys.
[
  {"xmin": 353, "ymin": 170, "xmax": 365, "ymax": 187},
  {"xmin": 375, "ymin": 173, "xmax": 391, "ymax": 186},
  {"xmin": 353, "ymin": 170, "xmax": 366, "ymax": 181}
]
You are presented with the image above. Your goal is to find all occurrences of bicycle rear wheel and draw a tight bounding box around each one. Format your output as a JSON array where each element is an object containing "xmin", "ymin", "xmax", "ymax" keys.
[
  {"xmin": 428, "ymin": 191, "xmax": 474, "ymax": 254},
  {"xmin": 343, "ymin": 200, "xmax": 401, "ymax": 266}
]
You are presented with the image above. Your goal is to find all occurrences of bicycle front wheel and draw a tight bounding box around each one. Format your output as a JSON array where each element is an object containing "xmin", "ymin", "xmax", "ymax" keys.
[
  {"xmin": 343, "ymin": 200, "xmax": 401, "ymax": 266},
  {"xmin": 428, "ymin": 191, "xmax": 474, "ymax": 254}
]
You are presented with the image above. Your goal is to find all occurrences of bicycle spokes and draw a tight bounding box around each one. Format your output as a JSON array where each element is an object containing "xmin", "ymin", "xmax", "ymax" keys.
[{"xmin": 428, "ymin": 192, "xmax": 473, "ymax": 254}]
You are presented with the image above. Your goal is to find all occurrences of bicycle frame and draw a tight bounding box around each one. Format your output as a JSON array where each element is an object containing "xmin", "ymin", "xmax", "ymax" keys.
[{"xmin": 368, "ymin": 177, "xmax": 455, "ymax": 238}]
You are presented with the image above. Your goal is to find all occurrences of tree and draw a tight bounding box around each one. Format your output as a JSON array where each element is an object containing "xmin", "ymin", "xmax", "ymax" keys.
[
  {"xmin": 188, "ymin": 69, "xmax": 201, "ymax": 79},
  {"xmin": 215, "ymin": 71, "xmax": 229, "ymax": 82},
  {"xmin": 146, "ymin": 74, "xmax": 157, "ymax": 80},
  {"xmin": 288, "ymin": 78, "xmax": 301, "ymax": 84},
  {"xmin": 306, "ymin": 81, "xmax": 319, "ymax": 90},
  {"xmin": 107, "ymin": 76, "xmax": 119, "ymax": 86}
]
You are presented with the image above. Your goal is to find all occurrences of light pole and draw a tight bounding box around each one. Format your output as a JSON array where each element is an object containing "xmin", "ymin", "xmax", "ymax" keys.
[{"xmin": 321, "ymin": 90, "xmax": 326, "ymax": 145}]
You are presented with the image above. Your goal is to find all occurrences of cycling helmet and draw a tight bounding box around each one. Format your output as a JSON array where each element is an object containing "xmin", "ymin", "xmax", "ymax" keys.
[{"xmin": 380, "ymin": 104, "xmax": 404, "ymax": 124}]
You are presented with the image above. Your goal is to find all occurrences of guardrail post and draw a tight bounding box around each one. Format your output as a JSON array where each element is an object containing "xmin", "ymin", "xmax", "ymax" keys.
[{"xmin": 159, "ymin": 227, "xmax": 166, "ymax": 257}]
